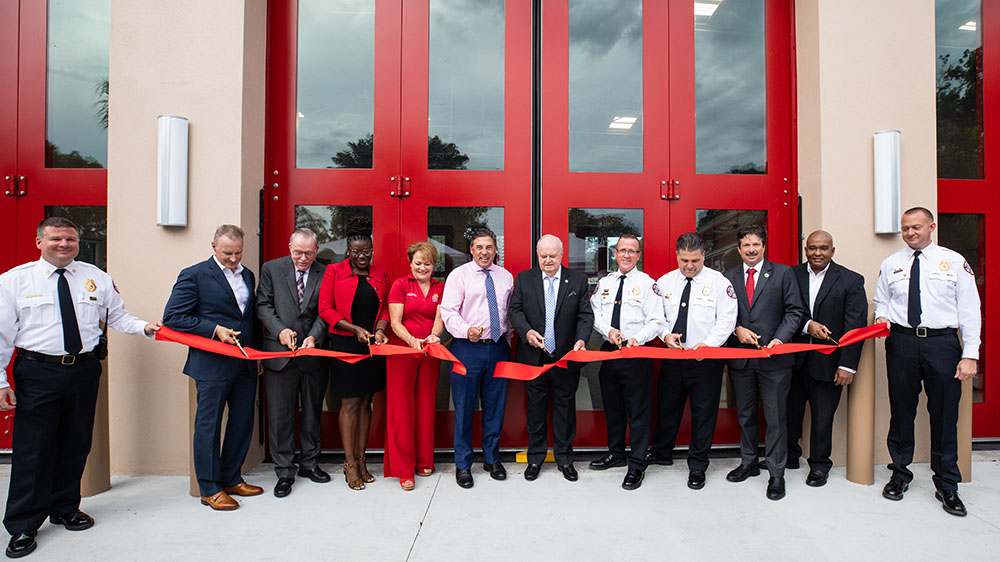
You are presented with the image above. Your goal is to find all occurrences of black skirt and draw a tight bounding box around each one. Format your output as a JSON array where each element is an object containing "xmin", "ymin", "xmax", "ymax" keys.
[{"xmin": 328, "ymin": 275, "xmax": 386, "ymax": 398}]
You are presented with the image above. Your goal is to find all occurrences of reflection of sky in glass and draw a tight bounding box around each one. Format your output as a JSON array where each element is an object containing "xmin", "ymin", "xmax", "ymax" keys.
[
  {"xmin": 934, "ymin": 0, "xmax": 982, "ymax": 179},
  {"xmin": 568, "ymin": 0, "xmax": 643, "ymax": 173},
  {"xmin": 296, "ymin": 0, "xmax": 375, "ymax": 169},
  {"xmin": 695, "ymin": 0, "xmax": 766, "ymax": 174},
  {"xmin": 428, "ymin": 0, "xmax": 505, "ymax": 171},
  {"xmin": 46, "ymin": 0, "xmax": 109, "ymax": 168},
  {"xmin": 936, "ymin": 0, "xmax": 981, "ymax": 81}
]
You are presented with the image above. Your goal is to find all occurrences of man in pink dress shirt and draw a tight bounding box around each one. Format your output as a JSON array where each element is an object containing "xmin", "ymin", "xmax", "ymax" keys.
[{"xmin": 440, "ymin": 228, "xmax": 514, "ymax": 489}]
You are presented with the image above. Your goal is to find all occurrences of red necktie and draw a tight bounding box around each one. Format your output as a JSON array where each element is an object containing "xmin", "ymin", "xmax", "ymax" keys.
[{"xmin": 746, "ymin": 268, "xmax": 756, "ymax": 307}]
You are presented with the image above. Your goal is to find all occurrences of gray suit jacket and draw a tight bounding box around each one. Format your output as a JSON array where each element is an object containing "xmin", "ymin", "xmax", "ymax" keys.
[
  {"xmin": 255, "ymin": 256, "xmax": 328, "ymax": 371},
  {"xmin": 723, "ymin": 259, "xmax": 805, "ymax": 371}
]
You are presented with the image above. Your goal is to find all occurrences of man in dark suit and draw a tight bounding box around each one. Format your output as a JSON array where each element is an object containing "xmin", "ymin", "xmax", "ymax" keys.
[
  {"xmin": 255, "ymin": 228, "xmax": 330, "ymax": 498},
  {"xmin": 787, "ymin": 230, "xmax": 866, "ymax": 487},
  {"xmin": 163, "ymin": 224, "xmax": 263, "ymax": 511},
  {"xmin": 508, "ymin": 234, "xmax": 594, "ymax": 482},
  {"xmin": 723, "ymin": 224, "xmax": 805, "ymax": 500}
]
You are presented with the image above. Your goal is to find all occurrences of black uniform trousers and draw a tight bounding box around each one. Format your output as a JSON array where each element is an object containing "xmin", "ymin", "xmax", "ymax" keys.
[
  {"xmin": 598, "ymin": 342, "xmax": 652, "ymax": 471},
  {"xmin": 885, "ymin": 331, "xmax": 963, "ymax": 491},
  {"xmin": 525, "ymin": 354, "xmax": 581, "ymax": 467},
  {"xmin": 264, "ymin": 357, "xmax": 329, "ymax": 479},
  {"xmin": 650, "ymin": 358, "xmax": 724, "ymax": 472},
  {"xmin": 786, "ymin": 366, "xmax": 843, "ymax": 474},
  {"xmin": 3, "ymin": 355, "xmax": 102, "ymax": 534},
  {"xmin": 729, "ymin": 362, "xmax": 792, "ymax": 477}
]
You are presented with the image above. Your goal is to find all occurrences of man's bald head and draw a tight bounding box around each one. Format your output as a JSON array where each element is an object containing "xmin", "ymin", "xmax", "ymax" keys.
[
  {"xmin": 804, "ymin": 230, "xmax": 835, "ymax": 272},
  {"xmin": 806, "ymin": 230, "xmax": 833, "ymax": 246}
]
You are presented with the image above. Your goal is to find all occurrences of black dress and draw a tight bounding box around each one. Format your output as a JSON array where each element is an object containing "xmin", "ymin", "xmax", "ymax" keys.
[{"xmin": 328, "ymin": 274, "xmax": 387, "ymax": 398}]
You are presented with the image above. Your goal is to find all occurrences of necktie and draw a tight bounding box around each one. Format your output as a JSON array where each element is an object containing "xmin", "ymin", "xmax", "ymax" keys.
[
  {"xmin": 746, "ymin": 268, "xmax": 756, "ymax": 307},
  {"xmin": 483, "ymin": 269, "xmax": 500, "ymax": 341},
  {"xmin": 610, "ymin": 275, "xmax": 626, "ymax": 330},
  {"xmin": 674, "ymin": 277, "xmax": 693, "ymax": 343},
  {"xmin": 908, "ymin": 250, "xmax": 922, "ymax": 328},
  {"xmin": 56, "ymin": 268, "xmax": 83, "ymax": 355},
  {"xmin": 296, "ymin": 270, "xmax": 305, "ymax": 307},
  {"xmin": 544, "ymin": 276, "xmax": 557, "ymax": 354}
]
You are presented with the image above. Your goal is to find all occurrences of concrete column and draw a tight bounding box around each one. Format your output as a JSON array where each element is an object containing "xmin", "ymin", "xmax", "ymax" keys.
[
  {"xmin": 795, "ymin": 0, "xmax": 968, "ymax": 484},
  {"xmin": 80, "ymin": 360, "xmax": 110, "ymax": 496},
  {"xmin": 105, "ymin": 0, "xmax": 267, "ymax": 491}
]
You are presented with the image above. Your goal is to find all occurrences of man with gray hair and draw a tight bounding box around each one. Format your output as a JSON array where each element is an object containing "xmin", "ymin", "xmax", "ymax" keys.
[
  {"xmin": 255, "ymin": 228, "xmax": 330, "ymax": 498},
  {"xmin": 509, "ymin": 235, "xmax": 593, "ymax": 481}
]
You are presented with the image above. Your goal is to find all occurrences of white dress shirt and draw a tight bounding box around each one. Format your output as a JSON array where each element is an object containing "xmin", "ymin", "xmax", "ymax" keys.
[
  {"xmin": 214, "ymin": 256, "xmax": 250, "ymax": 313},
  {"xmin": 802, "ymin": 262, "xmax": 830, "ymax": 335},
  {"xmin": 873, "ymin": 242, "xmax": 981, "ymax": 360},
  {"xmin": 0, "ymin": 259, "xmax": 152, "ymax": 388},
  {"xmin": 590, "ymin": 267, "xmax": 665, "ymax": 345},
  {"xmin": 655, "ymin": 267, "xmax": 737, "ymax": 348}
]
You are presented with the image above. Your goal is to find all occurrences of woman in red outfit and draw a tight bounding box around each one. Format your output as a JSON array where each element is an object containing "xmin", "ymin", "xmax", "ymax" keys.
[
  {"xmin": 385, "ymin": 241, "xmax": 444, "ymax": 491},
  {"xmin": 317, "ymin": 217, "xmax": 389, "ymax": 490}
]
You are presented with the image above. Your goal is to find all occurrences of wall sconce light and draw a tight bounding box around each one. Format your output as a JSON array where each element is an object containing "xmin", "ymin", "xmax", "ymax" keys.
[
  {"xmin": 157, "ymin": 115, "xmax": 189, "ymax": 227},
  {"xmin": 873, "ymin": 130, "xmax": 901, "ymax": 234}
]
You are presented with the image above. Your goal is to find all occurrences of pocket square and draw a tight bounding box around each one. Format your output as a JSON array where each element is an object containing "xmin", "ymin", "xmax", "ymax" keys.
[{"xmin": 568, "ymin": 291, "xmax": 577, "ymax": 297}]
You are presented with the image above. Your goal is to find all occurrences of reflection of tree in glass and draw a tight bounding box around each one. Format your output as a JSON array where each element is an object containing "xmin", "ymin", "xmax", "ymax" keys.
[
  {"xmin": 329, "ymin": 134, "xmax": 470, "ymax": 170},
  {"xmin": 294, "ymin": 205, "xmax": 371, "ymax": 245},
  {"xmin": 728, "ymin": 162, "xmax": 765, "ymax": 174},
  {"xmin": 45, "ymin": 141, "xmax": 104, "ymax": 169},
  {"xmin": 45, "ymin": 205, "xmax": 106, "ymax": 270},
  {"xmin": 568, "ymin": 208, "xmax": 638, "ymax": 238},
  {"xmin": 96, "ymin": 79, "xmax": 110, "ymax": 130},
  {"xmin": 936, "ymin": 47, "xmax": 983, "ymax": 179}
]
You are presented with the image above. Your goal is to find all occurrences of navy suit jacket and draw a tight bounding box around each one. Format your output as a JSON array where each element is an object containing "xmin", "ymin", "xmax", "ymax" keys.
[
  {"xmin": 508, "ymin": 266, "xmax": 594, "ymax": 367},
  {"xmin": 724, "ymin": 259, "xmax": 805, "ymax": 371},
  {"xmin": 791, "ymin": 261, "xmax": 867, "ymax": 381},
  {"xmin": 163, "ymin": 257, "xmax": 257, "ymax": 380}
]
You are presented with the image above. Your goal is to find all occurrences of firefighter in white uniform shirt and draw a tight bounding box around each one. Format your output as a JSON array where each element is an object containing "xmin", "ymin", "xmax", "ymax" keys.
[
  {"xmin": 587, "ymin": 234, "xmax": 665, "ymax": 491},
  {"xmin": 873, "ymin": 207, "xmax": 980, "ymax": 517},
  {"xmin": 0, "ymin": 217, "xmax": 159, "ymax": 558},
  {"xmin": 646, "ymin": 233, "xmax": 738, "ymax": 491}
]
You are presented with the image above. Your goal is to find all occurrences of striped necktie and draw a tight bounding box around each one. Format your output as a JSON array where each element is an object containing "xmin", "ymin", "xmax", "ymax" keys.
[{"xmin": 483, "ymin": 269, "xmax": 500, "ymax": 341}]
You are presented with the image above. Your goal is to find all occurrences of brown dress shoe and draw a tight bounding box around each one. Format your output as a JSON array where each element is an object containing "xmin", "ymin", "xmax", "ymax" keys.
[
  {"xmin": 200, "ymin": 491, "xmax": 239, "ymax": 511},
  {"xmin": 223, "ymin": 481, "xmax": 264, "ymax": 496}
]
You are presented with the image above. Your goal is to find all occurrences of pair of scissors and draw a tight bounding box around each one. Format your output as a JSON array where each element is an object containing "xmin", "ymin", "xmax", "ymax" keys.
[{"xmin": 229, "ymin": 329, "xmax": 250, "ymax": 359}]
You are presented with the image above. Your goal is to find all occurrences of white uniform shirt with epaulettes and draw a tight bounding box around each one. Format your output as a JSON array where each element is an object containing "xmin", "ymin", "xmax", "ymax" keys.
[
  {"xmin": 873, "ymin": 242, "xmax": 981, "ymax": 360},
  {"xmin": 654, "ymin": 267, "xmax": 738, "ymax": 348},
  {"xmin": 0, "ymin": 259, "xmax": 152, "ymax": 388},
  {"xmin": 590, "ymin": 268, "xmax": 665, "ymax": 345}
]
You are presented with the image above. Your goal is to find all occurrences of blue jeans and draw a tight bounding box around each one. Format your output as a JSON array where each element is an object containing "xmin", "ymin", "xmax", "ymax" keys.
[{"xmin": 449, "ymin": 338, "xmax": 509, "ymax": 470}]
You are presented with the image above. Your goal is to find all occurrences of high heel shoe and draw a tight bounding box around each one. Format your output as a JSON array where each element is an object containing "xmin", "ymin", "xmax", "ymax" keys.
[
  {"xmin": 343, "ymin": 461, "xmax": 365, "ymax": 491},
  {"xmin": 358, "ymin": 454, "xmax": 376, "ymax": 483}
]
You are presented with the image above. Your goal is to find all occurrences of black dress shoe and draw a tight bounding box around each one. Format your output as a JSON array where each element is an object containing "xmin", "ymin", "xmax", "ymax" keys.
[
  {"xmin": 483, "ymin": 462, "xmax": 507, "ymax": 481},
  {"xmin": 456, "ymin": 469, "xmax": 474, "ymax": 489},
  {"xmin": 882, "ymin": 478, "xmax": 908, "ymax": 501},
  {"xmin": 766, "ymin": 476, "xmax": 786, "ymax": 501},
  {"xmin": 297, "ymin": 466, "xmax": 331, "ymax": 483},
  {"xmin": 688, "ymin": 470, "xmax": 706, "ymax": 490},
  {"xmin": 524, "ymin": 463, "xmax": 541, "ymax": 481},
  {"xmin": 49, "ymin": 510, "xmax": 94, "ymax": 531},
  {"xmin": 644, "ymin": 450, "xmax": 673, "ymax": 466},
  {"xmin": 589, "ymin": 453, "xmax": 627, "ymax": 471},
  {"xmin": 806, "ymin": 469, "xmax": 828, "ymax": 487},
  {"xmin": 274, "ymin": 477, "xmax": 293, "ymax": 497},
  {"xmin": 622, "ymin": 468, "xmax": 644, "ymax": 491},
  {"xmin": 5, "ymin": 531, "xmax": 36, "ymax": 559},
  {"xmin": 558, "ymin": 464, "xmax": 579, "ymax": 482},
  {"xmin": 726, "ymin": 463, "xmax": 761, "ymax": 482},
  {"xmin": 935, "ymin": 490, "xmax": 968, "ymax": 517}
]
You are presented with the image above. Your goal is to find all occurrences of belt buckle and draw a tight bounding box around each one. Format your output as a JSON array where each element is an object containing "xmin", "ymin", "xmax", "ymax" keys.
[
  {"xmin": 60, "ymin": 355, "xmax": 77, "ymax": 365},
  {"xmin": 915, "ymin": 327, "xmax": 927, "ymax": 338}
]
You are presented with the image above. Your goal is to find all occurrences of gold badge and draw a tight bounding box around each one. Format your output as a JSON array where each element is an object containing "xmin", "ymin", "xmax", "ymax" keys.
[
  {"xmin": 84, "ymin": 279, "xmax": 97, "ymax": 292},
  {"xmin": 631, "ymin": 285, "xmax": 641, "ymax": 296},
  {"xmin": 939, "ymin": 260, "xmax": 950, "ymax": 272},
  {"xmin": 702, "ymin": 285, "xmax": 711, "ymax": 296}
]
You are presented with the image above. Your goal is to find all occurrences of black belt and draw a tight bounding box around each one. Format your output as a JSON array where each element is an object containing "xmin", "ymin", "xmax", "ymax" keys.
[
  {"xmin": 17, "ymin": 349, "xmax": 96, "ymax": 365},
  {"xmin": 471, "ymin": 338, "xmax": 498, "ymax": 345},
  {"xmin": 890, "ymin": 324, "xmax": 958, "ymax": 338}
]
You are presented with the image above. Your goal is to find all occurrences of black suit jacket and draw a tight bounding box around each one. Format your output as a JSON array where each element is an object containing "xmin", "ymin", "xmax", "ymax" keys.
[
  {"xmin": 508, "ymin": 267, "xmax": 594, "ymax": 367},
  {"xmin": 724, "ymin": 259, "xmax": 805, "ymax": 371},
  {"xmin": 255, "ymin": 256, "xmax": 328, "ymax": 372},
  {"xmin": 791, "ymin": 261, "xmax": 867, "ymax": 381},
  {"xmin": 163, "ymin": 257, "xmax": 257, "ymax": 381}
]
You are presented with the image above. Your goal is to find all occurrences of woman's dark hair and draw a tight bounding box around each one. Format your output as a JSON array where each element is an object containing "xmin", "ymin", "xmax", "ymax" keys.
[{"xmin": 345, "ymin": 216, "xmax": 373, "ymax": 245}]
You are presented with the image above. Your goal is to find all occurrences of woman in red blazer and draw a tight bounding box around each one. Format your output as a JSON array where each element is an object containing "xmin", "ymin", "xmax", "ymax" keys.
[{"xmin": 317, "ymin": 217, "xmax": 389, "ymax": 490}]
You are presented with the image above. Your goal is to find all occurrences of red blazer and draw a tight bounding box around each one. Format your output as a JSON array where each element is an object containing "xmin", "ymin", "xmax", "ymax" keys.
[{"xmin": 318, "ymin": 259, "xmax": 390, "ymax": 336}]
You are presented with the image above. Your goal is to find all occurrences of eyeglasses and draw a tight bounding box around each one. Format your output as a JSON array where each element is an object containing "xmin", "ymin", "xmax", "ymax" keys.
[
  {"xmin": 615, "ymin": 248, "xmax": 640, "ymax": 256},
  {"xmin": 348, "ymin": 249, "xmax": 373, "ymax": 257},
  {"xmin": 291, "ymin": 250, "xmax": 316, "ymax": 258}
]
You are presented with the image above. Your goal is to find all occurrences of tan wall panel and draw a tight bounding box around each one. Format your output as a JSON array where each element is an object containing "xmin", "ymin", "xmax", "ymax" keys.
[{"xmin": 106, "ymin": 0, "xmax": 266, "ymax": 476}]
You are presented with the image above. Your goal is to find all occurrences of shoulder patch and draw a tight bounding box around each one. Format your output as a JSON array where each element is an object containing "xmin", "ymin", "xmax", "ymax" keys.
[
  {"xmin": 652, "ymin": 282, "xmax": 661, "ymax": 296},
  {"xmin": 964, "ymin": 261, "xmax": 974, "ymax": 276},
  {"xmin": 726, "ymin": 286, "xmax": 737, "ymax": 299}
]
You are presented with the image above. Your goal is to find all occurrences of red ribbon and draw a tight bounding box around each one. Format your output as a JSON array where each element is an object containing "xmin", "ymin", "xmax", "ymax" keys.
[
  {"xmin": 154, "ymin": 326, "xmax": 467, "ymax": 375},
  {"xmin": 492, "ymin": 322, "xmax": 890, "ymax": 381}
]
